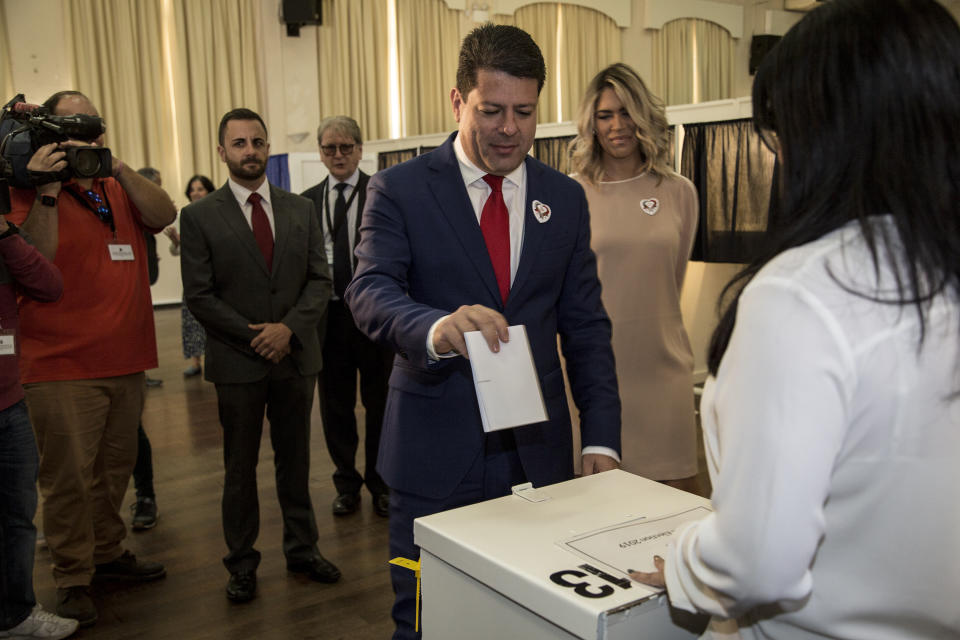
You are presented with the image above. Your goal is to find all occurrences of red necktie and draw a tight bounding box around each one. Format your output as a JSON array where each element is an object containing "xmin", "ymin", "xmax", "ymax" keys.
[
  {"xmin": 248, "ymin": 192, "xmax": 273, "ymax": 271},
  {"xmin": 481, "ymin": 174, "xmax": 510, "ymax": 303}
]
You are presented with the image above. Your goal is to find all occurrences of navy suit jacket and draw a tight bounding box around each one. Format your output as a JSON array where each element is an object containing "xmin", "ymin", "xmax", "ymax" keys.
[{"xmin": 345, "ymin": 133, "xmax": 620, "ymax": 499}]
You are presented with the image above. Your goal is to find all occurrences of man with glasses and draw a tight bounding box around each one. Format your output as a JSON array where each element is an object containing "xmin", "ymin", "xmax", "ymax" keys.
[
  {"xmin": 302, "ymin": 116, "xmax": 393, "ymax": 519},
  {"xmin": 5, "ymin": 91, "xmax": 176, "ymax": 627}
]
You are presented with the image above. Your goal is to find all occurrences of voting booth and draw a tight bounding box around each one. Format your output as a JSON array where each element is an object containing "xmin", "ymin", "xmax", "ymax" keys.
[{"xmin": 415, "ymin": 469, "xmax": 712, "ymax": 639}]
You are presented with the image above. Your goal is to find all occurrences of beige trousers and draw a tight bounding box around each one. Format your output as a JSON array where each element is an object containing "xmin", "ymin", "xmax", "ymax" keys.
[{"xmin": 25, "ymin": 373, "xmax": 144, "ymax": 588}]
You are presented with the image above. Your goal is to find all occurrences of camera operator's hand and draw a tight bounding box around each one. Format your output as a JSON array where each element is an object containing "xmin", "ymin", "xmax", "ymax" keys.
[{"xmin": 26, "ymin": 143, "xmax": 67, "ymax": 196}]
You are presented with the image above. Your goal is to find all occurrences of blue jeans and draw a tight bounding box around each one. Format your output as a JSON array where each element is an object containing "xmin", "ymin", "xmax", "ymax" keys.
[{"xmin": 0, "ymin": 400, "xmax": 39, "ymax": 631}]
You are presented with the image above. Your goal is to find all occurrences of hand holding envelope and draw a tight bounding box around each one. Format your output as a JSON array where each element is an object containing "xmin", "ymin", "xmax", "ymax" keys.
[{"xmin": 464, "ymin": 324, "xmax": 548, "ymax": 432}]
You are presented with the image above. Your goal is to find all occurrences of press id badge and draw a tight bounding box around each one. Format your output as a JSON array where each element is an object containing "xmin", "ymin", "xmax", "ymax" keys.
[
  {"xmin": 109, "ymin": 243, "xmax": 135, "ymax": 261},
  {"xmin": 0, "ymin": 330, "xmax": 15, "ymax": 356}
]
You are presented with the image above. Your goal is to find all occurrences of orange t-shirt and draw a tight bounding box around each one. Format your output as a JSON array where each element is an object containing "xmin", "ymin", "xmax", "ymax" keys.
[{"xmin": 8, "ymin": 179, "xmax": 159, "ymax": 383}]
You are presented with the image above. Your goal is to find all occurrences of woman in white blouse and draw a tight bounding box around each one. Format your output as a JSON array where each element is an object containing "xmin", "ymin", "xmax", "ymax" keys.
[{"xmin": 631, "ymin": 0, "xmax": 960, "ymax": 637}]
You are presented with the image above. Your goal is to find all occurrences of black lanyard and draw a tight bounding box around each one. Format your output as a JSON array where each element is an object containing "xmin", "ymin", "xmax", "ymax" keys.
[
  {"xmin": 64, "ymin": 183, "xmax": 116, "ymax": 235},
  {"xmin": 322, "ymin": 180, "xmax": 360, "ymax": 241}
]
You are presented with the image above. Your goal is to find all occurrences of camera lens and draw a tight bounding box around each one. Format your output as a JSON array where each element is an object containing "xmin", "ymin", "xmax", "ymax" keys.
[{"xmin": 73, "ymin": 148, "xmax": 103, "ymax": 177}]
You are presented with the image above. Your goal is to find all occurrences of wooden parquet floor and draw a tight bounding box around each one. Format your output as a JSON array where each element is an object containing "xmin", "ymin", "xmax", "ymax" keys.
[{"xmin": 31, "ymin": 307, "xmax": 396, "ymax": 640}]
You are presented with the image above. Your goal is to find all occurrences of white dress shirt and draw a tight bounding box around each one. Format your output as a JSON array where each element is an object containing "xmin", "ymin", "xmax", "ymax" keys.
[
  {"xmin": 227, "ymin": 177, "xmax": 274, "ymax": 238},
  {"xmin": 454, "ymin": 133, "xmax": 527, "ymax": 285},
  {"xmin": 321, "ymin": 168, "xmax": 361, "ymax": 268}
]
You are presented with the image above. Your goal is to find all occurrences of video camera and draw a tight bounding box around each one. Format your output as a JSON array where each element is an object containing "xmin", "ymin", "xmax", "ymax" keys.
[{"xmin": 0, "ymin": 94, "xmax": 113, "ymax": 189}]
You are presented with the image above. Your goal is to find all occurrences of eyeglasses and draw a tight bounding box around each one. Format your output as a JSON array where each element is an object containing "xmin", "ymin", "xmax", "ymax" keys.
[{"xmin": 320, "ymin": 143, "xmax": 356, "ymax": 157}]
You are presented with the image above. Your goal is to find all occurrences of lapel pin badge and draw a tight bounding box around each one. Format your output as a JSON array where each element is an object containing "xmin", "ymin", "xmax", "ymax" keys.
[
  {"xmin": 640, "ymin": 198, "xmax": 660, "ymax": 215},
  {"xmin": 532, "ymin": 200, "xmax": 552, "ymax": 223}
]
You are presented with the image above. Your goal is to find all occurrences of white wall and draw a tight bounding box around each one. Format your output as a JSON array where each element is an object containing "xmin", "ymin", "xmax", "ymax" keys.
[{"xmin": 3, "ymin": 0, "xmax": 73, "ymax": 105}]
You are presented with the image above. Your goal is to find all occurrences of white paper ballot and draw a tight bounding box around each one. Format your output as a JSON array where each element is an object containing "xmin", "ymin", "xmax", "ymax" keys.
[
  {"xmin": 464, "ymin": 324, "xmax": 548, "ymax": 432},
  {"xmin": 560, "ymin": 506, "xmax": 713, "ymax": 576}
]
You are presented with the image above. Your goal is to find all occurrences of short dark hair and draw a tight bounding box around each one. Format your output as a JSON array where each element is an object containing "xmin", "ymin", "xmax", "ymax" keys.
[
  {"xmin": 217, "ymin": 108, "xmax": 268, "ymax": 145},
  {"xmin": 184, "ymin": 174, "xmax": 215, "ymax": 200},
  {"xmin": 136, "ymin": 167, "xmax": 162, "ymax": 184},
  {"xmin": 709, "ymin": 0, "xmax": 960, "ymax": 374},
  {"xmin": 42, "ymin": 91, "xmax": 89, "ymax": 114},
  {"xmin": 456, "ymin": 24, "xmax": 545, "ymax": 98}
]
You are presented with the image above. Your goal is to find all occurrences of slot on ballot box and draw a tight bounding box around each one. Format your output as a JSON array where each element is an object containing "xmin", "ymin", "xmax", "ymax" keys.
[{"xmin": 414, "ymin": 469, "xmax": 712, "ymax": 639}]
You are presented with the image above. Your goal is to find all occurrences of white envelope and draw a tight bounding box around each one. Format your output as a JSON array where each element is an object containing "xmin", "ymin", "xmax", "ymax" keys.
[{"xmin": 464, "ymin": 324, "xmax": 548, "ymax": 432}]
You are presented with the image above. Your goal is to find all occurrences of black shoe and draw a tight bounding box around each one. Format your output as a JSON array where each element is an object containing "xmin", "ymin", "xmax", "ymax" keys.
[
  {"xmin": 131, "ymin": 496, "xmax": 159, "ymax": 530},
  {"xmin": 373, "ymin": 492, "xmax": 390, "ymax": 518},
  {"xmin": 226, "ymin": 570, "xmax": 257, "ymax": 603},
  {"xmin": 145, "ymin": 376, "xmax": 163, "ymax": 388},
  {"xmin": 93, "ymin": 550, "xmax": 166, "ymax": 582},
  {"xmin": 332, "ymin": 493, "xmax": 360, "ymax": 516},
  {"xmin": 287, "ymin": 555, "xmax": 341, "ymax": 583},
  {"xmin": 56, "ymin": 586, "xmax": 98, "ymax": 627}
]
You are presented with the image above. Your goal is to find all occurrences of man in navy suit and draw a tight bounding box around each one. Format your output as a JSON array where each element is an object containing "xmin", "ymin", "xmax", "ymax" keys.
[{"xmin": 345, "ymin": 24, "xmax": 621, "ymax": 639}]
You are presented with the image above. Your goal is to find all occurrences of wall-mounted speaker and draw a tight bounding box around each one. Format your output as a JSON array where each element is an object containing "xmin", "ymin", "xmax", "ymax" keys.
[
  {"xmin": 283, "ymin": 0, "xmax": 321, "ymax": 37},
  {"xmin": 750, "ymin": 35, "xmax": 782, "ymax": 75}
]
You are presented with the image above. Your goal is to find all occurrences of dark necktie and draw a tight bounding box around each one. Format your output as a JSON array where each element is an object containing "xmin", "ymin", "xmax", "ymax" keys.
[
  {"xmin": 332, "ymin": 182, "xmax": 351, "ymax": 298},
  {"xmin": 248, "ymin": 192, "xmax": 273, "ymax": 271},
  {"xmin": 481, "ymin": 174, "xmax": 510, "ymax": 303}
]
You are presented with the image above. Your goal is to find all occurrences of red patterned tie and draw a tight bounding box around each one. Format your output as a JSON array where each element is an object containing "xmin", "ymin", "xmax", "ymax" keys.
[
  {"xmin": 481, "ymin": 174, "xmax": 510, "ymax": 303},
  {"xmin": 248, "ymin": 192, "xmax": 273, "ymax": 271}
]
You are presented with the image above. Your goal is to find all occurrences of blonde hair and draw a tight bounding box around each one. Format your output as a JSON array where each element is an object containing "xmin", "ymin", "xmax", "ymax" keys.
[{"xmin": 568, "ymin": 63, "xmax": 671, "ymax": 186}]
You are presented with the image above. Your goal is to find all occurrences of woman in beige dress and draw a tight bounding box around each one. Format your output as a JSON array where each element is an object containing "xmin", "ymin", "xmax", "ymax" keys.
[{"xmin": 569, "ymin": 63, "xmax": 699, "ymax": 491}]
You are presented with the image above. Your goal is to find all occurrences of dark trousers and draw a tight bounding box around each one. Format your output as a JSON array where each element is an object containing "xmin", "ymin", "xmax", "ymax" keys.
[
  {"xmin": 132, "ymin": 422, "xmax": 154, "ymax": 499},
  {"xmin": 388, "ymin": 431, "xmax": 526, "ymax": 640},
  {"xmin": 319, "ymin": 300, "xmax": 393, "ymax": 497},
  {"xmin": 0, "ymin": 401, "xmax": 38, "ymax": 631},
  {"xmin": 215, "ymin": 370, "xmax": 319, "ymax": 574}
]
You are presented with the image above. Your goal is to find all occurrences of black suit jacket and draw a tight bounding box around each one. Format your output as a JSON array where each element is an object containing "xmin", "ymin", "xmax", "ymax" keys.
[{"xmin": 180, "ymin": 182, "xmax": 331, "ymax": 384}]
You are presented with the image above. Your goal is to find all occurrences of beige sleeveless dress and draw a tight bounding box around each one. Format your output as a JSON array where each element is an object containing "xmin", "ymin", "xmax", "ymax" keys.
[{"xmin": 575, "ymin": 171, "xmax": 699, "ymax": 480}]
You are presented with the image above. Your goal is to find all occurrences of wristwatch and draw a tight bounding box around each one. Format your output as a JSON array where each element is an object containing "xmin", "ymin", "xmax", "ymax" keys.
[{"xmin": 37, "ymin": 194, "xmax": 57, "ymax": 207}]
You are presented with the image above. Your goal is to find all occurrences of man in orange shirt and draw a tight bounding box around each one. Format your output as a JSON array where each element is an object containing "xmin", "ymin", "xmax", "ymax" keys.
[{"xmin": 6, "ymin": 91, "xmax": 177, "ymax": 627}]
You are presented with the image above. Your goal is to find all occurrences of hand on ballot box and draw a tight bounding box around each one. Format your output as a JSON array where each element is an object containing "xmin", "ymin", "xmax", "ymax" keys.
[
  {"xmin": 582, "ymin": 453, "xmax": 619, "ymax": 475},
  {"xmin": 629, "ymin": 554, "xmax": 666, "ymax": 589}
]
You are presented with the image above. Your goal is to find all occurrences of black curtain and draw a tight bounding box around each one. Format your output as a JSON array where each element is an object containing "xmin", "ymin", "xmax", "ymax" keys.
[
  {"xmin": 377, "ymin": 148, "xmax": 418, "ymax": 171},
  {"xmin": 681, "ymin": 119, "xmax": 778, "ymax": 263},
  {"xmin": 532, "ymin": 135, "xmax": 575, "ymax": 174}
]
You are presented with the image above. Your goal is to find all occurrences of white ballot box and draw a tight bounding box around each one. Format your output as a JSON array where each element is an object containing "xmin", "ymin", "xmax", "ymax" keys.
[{"xmin": 415, "ymin": 469, "xmax": 712, "ymax": 639}]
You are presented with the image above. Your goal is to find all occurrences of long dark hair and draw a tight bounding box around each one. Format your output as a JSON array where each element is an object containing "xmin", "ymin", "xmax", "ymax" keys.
[{"xmin": 708, "ymin": 0, "xmax": 960, "ymax": 375}]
